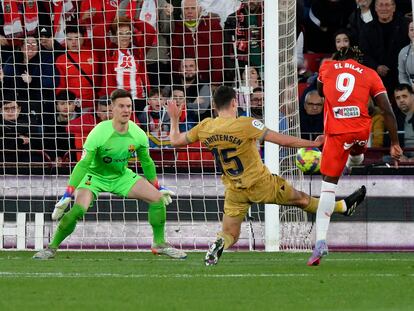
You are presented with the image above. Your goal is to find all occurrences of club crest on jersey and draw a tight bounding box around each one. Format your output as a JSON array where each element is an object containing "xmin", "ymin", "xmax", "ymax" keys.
[
  {"xmin": 252, "ymin": 119, "xmax": 265, "ymax": 130},
  {"xmin": 128, "ymin": 145, "xmax": 137, "ymax": 158},
  {"xmin": 333, "ymin": 106, "xmax": 360, "ymax": 118}
]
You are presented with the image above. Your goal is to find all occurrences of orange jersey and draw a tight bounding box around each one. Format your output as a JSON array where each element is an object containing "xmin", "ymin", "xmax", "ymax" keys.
[
  {"xmin": 318, "ymin": 59, "xmax": 386, "ymax": 134},
  {"xmin": 186, "ymin": 116, "xmax": 268, "ymax": 189}
]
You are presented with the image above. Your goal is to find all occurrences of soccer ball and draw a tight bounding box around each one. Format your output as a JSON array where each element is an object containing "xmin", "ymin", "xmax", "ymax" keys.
[{"xmin": 295, "ymin": 147, "xmax": 321, "ymax": 174}]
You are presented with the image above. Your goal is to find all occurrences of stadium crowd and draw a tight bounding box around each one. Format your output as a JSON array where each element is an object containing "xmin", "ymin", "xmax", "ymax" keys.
[{"xmin": 0, "ymin": 0, "xmax": 413, "ymax": 165}]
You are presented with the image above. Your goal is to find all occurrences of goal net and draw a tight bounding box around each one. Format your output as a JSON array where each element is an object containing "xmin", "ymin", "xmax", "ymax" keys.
[{"xmin": 0, "ymin": 0, "xmax": 311, "ymax": 251}]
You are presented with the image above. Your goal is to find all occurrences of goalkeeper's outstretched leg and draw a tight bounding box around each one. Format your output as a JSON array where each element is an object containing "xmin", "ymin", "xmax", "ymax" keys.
[{"xmin": 33, "ymin": 189, "xmax": 92, "ymax": 260}]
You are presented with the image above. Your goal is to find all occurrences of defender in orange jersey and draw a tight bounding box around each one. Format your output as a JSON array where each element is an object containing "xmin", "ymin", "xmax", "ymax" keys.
[
  {"xmin": 307, "ymin": 47, "xmax": 403, "ymax": 266},
  {"xmin": 167, "ymin": 85, "xmax": 367, "ymax": 266}
]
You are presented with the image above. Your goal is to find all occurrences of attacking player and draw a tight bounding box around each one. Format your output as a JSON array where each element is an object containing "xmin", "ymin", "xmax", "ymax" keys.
[
  {"xmin": 33, "ymin": 89, "xmax": 186, "ymax": 260},
  {"xmin": 308, "ymin": 47, "xmax": 402, "ymax": 266},
  {"xmin": 167, "ymin": 85, "xmax": 366, "ymax": 266}
]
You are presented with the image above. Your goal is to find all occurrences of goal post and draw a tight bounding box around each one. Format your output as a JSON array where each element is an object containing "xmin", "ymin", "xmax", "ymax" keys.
[
  {"xmin": 264, "ymin": 0, "xmax": 280, "ymax": 251},
  {"xmin": 264, "ymin": 0, "xmax": 312, "ymax": 251}
]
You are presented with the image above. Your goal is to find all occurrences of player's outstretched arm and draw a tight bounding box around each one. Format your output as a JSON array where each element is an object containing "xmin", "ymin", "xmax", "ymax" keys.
[
  {"xmin": 52, "ymin": 150, "xmax": 95, "ymax": 220},
  {"xmin": 374, "ymin": 93, "xmax": 403, "ymax": 161},
  {"xmin": 263, "ymin": 129, "xmax": 324, "ymax": 148},
  {"xmin": 167, "ymin": 100, "xmax": 191, "ymax": 147}
]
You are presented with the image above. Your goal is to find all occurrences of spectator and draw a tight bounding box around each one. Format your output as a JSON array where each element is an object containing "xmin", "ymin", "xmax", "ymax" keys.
[
  {"xmin": 224, "ymin": 0, "xmax": 263, "ymax": 83},
  {"xmin": 398, "ymin": 21, "xmax": 414, "ymax": 87},
  {"xmin": 172, "ymin": 0, "xmax": 224, "ymax": 85},
  {"xmin": 241, "ymin": 66, "xmax": 262, "ymax": 89},
  {"xmin": 394, "ymin": 84, "xmax": 414, "ymax": 159},
  {"xmin": 170, "ymin": 85, "xmax": 191, "ymax": 131},
  {"xmin": 78, "ymin": 0, "xmax": 119, "ymax": 51},
  {"xmin": 249, "ymin": 87, "xmax": 264, "ymax": 121},
  {"xmin": 300, "ymin": 90, "xmax": 324, "ymax": 140},
  {"xmin": 55, "ymin": 25, "xmax": 99, "ymax": 110},
  {"xmin": 119, "ymin": 0, "xmax": 174, "ymax": 88},
  {"xmin": 0, "ymin": 93, "xmax": 42, "ymax": 163},
  {"xmin": 305, "ymin": 0, "xmax": 356, "ymax": 53},
  {"xmin": 50, "ymin": 0, "xmax": 80, "ymax": 45},
  {"xmin": 237, "ymin": 66, "xmax": 262, "ymax": 111},
  {"xmin": 43, "ymin": 91, "xmax": 78, "ymax": 162},
  {"xmin": 0, "ymin": 1, "xmax": 40, "ymax": 40},
  {"xmin": 67, "ymin": 95, "xmax": 113, "ymax": 159},
  {"xmin": 171, "ymin": 58, "xmax": 212, "ymax": 126},
  {"xmin": 39, "ymin": 26, "xmax": 64, "ymax": 59},
  {"xmin": 348, "ymin": 0, "xmax": 375, "ymax": 40},
  {"xmin": 99, "ymin": 16, "xmax": 152, "ymax": 100},
  {"xmin": 137, "ymin": 88, "xmax": 171, "ymax": 148},
  {"xmin": 2, "ymin": 35, "xmax": 56, "ymax": 116},
  {"xmin": 334, "ymin": 28, "xmax": 353, "ymax": 51},
  {"xmin": 359, "ymin": 0, "xmax": 409, "ymax": 92},
  {"xmin": 238, "ymin": 87, "xmax": 287, "ymax": 132}
]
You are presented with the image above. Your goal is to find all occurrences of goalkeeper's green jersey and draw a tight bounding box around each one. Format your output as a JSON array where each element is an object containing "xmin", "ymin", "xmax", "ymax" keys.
[{"xmin": 69, "ymin": 120, "xmax": 156, "ymax": 187}]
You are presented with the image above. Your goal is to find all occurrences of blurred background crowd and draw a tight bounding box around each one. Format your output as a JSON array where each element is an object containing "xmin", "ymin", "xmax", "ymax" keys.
[{"xmin": 0, "ymin": 0, "xmax": 413, "ymax": 166}]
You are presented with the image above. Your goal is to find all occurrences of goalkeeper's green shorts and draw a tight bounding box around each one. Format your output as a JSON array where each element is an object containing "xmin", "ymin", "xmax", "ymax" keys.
[{"xmin": 77, "ymin": 168, "xmax": 142, "ymax": 200}]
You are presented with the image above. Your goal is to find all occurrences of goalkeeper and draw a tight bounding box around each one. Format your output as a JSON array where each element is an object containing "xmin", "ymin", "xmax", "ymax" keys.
[{"xmin": 33, "ymin": 89, "xmax": 186, "ymax": 260}]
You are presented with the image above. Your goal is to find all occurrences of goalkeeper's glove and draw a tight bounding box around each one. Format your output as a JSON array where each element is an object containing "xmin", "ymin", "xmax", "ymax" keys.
[
  {"xmin": 52, "ymin": 186, "xmax": 75, "ymax": 220},
  {"xmin": 150, "ymin": 180, "xmax": 175, "ymax": 206},
  {"xmin": 159, "ymin": 186, "xmax": 175, "ymax": 206}
]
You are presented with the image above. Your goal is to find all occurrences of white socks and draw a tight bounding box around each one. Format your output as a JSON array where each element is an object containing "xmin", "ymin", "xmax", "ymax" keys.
[
  {"xmin": 315, "ymin": 181, "xmax": 337, "ymax": 241},
  {"xmin": 346, "ymin": 154, "xmax": 364, "ymax": 169}
]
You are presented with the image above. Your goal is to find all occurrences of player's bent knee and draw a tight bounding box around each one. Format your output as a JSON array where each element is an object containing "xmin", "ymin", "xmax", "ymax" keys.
[
  {"xmin": 75, "ymin": 189, "xmax": 94, "ymax": 208},
  {"xmin": 286, "ymin": 189, "xmax": 309, "ymax": 208}
]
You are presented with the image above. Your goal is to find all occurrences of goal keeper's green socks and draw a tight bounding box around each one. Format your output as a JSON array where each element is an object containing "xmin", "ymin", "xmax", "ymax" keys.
[
  {"xmin": 148, "ymin": 200, "xmax": 166, "ymax": 245},
  {"xmin": 49, "ymin": 203, "xmax": 86, "ymax": 249}
]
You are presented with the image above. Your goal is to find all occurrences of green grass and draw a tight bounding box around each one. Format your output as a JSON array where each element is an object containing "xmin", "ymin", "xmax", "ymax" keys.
[{"xmin": 0, "ymin": 251, "xmax": 413, "ymax": 311}]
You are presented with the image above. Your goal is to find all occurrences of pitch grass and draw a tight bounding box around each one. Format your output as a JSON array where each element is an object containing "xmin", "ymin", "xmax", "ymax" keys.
[{"xmin": 0, "ymin": 251, "xmax": 413, "ymax": 311}]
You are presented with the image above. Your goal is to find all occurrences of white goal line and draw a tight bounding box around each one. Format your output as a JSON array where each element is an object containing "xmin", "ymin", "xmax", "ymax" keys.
[{"xmin": 0, "ymin": 272, "xmax": 412, "ymax": 279}]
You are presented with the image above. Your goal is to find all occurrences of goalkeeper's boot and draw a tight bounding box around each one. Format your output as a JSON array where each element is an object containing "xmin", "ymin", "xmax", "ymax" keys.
[
  {"xmin": 32, "ymin": 247, "xmax": 57, "ymax": 260},
  {"xmin": 343, "ymin": 185, "xmax": 366, "ymax": 217},
  {"xmin": 151, "ymin": 243, "xmax": 187, "ymax": 259},
  {"xmin": 307, "ymin": 240, "xmax": 328, "ymax": 266},
  {"xmin": 204, "ymin": 237, "xmax": 225, "ymax": 266}
]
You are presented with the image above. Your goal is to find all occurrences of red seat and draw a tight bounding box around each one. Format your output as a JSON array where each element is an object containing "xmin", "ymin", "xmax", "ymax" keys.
[
  {"xmin": 176, "ymin": 142, "xmax": 215, "ymax": 168},
  {"xmin": 304, "ymin": 53, "xmax": 331, "ymax": 73}
]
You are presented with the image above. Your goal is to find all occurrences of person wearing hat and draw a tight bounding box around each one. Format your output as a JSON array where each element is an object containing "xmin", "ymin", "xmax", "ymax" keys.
[{"xmin": 39, "ymin": 26, "xmax": 64, "ymax": 58}]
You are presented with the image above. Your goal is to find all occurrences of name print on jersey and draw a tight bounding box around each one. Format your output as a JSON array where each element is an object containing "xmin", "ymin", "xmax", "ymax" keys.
[
  {"xmin": 334, "ymin": 62, "xmax": 364, "ymax": 74},
  {"xmin": 203, "ymin": 135, "xmax": 243, "ymax": 148}
]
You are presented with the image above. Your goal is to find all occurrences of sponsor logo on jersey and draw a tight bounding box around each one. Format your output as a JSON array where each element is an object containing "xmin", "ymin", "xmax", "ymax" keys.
[
  {"xmin": 103, "ymin": 156, "xmax": 112, "ymax": 164},
  {"xmin": 252, "ymin": 119, "xmax": 265, "ymax": 130},
  {"xmin": 333, "ymin": 106, "xmax": 360, "ymax": 118}
]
